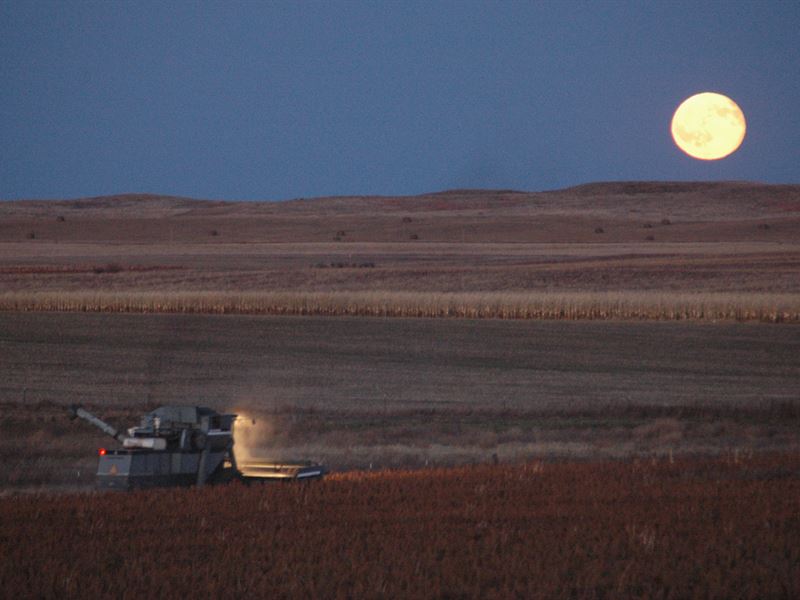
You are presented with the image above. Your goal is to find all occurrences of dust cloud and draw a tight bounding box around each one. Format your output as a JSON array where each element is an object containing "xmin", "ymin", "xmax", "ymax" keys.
[{"xmin": 229, "ymin": 410, "xmax": 278, "ymax": 464}]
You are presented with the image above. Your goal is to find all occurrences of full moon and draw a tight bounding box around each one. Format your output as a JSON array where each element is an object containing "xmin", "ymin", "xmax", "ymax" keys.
[{"xmin": 670, "ymin": 92, "xmax": 746, "ymax": 160}]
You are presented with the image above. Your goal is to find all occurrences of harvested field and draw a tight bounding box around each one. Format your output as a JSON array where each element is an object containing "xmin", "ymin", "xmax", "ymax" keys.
[
  {"xmin": 2, "ymin": 454, "xmax": 799, "ymax": 598},
  {"xmin": 1, "ymin": 313, "xmax": 798, "ymax": 489}
]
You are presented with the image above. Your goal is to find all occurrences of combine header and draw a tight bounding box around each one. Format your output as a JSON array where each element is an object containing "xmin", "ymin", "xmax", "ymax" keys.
[{"xmin": 69, "ymin": 405, "xmax": 325, "ymax": 490}]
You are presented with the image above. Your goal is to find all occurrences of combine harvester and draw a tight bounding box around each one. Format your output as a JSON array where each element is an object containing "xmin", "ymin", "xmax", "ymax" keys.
[{"xmin": 68, "ymin": 404, "xmax": 325, "ymax": 490}]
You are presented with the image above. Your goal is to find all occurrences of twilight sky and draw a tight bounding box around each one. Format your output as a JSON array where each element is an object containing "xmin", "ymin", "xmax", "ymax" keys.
[{"xmin": 1, "ymin": 1, "xmax": 798, "ymax": 200}]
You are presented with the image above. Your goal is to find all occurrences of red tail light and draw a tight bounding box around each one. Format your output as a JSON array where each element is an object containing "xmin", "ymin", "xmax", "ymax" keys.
[{"xmin": 98, "ymin": 448, "xmax": 107, "ymax": 456}]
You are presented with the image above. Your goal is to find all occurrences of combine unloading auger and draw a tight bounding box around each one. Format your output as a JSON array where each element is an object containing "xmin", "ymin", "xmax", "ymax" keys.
[{"xmin": 69, "ymin": 405, "xmax": 325, "ymax": 490}]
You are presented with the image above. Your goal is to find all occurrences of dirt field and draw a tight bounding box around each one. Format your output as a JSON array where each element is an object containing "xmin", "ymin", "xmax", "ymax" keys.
[{"xmin": 2, "ymin": 312, "xmax": 798, "ymax": 490}]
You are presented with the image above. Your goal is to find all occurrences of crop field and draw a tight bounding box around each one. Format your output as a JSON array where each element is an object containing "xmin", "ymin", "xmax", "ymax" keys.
[
  {"xmin": 2, "ymin": 454, "xmax": 799, "ymax": 598},
  {"xmin": 3, "ymin": 289, "xmax": 800, "ymax": 323},
  {"xmin": 1, "ymin": 312, "xmax": 798, "ymax": 490},
  {"xmin": 2, "ymin": 184, "xmax": 799, "ymax": 596}
]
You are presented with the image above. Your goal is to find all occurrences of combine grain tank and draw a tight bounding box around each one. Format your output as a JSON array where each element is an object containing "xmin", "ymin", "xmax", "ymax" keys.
[{"xmin": 69, "ymin": 405, "xmax": 326, "ymax": 490}]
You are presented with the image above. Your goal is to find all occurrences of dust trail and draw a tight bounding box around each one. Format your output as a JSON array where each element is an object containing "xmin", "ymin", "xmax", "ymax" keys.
[{"xmin": 229, "ymin": 410, "xmax": 278, "ymax": 464}]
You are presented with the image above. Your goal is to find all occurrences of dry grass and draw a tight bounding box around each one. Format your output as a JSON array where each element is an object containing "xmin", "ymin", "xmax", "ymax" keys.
[{"xmin": 1, "ymin": 289, "xmax": 799, "ymax": 322}]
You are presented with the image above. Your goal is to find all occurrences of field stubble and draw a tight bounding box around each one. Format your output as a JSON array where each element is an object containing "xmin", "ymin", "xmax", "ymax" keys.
[{"xmin": 1, "ymin": 313, "xmax": 798, "ymax": 489}]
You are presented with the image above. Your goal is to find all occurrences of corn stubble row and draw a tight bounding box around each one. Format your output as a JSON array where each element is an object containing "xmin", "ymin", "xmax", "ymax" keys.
[
  {"xmin": 2, "ymin": 290, "xmax": 798, "ymax": 322},
  {"xmin": 2, "ymin": 454, "xmax": 798, "ymax": 598}
]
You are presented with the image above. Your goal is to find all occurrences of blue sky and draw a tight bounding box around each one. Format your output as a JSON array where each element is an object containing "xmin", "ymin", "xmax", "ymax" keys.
[{"xmin": 1, "ymin": 1, "xmax": 798, "ymax": 200}]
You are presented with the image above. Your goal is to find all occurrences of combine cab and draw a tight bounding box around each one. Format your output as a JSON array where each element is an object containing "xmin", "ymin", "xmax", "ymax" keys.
[{"xmin": 69, "ymin": 405, "xmax": 326, "ymax": 490}]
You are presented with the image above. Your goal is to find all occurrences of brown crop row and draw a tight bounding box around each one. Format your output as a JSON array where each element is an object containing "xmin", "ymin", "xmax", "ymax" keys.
[
  {"xmin": 1, "ymin": 289, "xmax": 799, "ymax": 322},
  {"xmin": 2, "ymin": 453, "xmax": 799, "ymax": 598}
]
